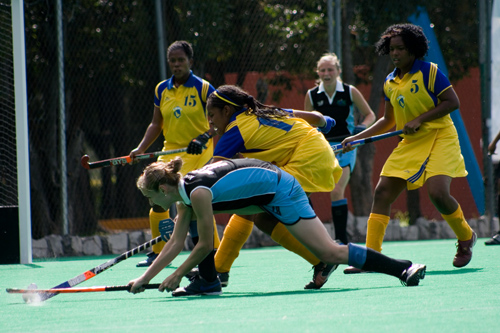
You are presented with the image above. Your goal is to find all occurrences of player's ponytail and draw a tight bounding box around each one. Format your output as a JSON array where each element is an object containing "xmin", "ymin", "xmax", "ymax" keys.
[{"xmin": 137, "ymin": 157, "xmax": 183, "ymax": 192}]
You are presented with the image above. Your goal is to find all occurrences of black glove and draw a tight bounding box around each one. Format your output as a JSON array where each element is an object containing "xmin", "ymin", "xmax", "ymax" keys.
[{"xmin": 187, "ymin": 132, "xmax": 211, "ymax": 155}]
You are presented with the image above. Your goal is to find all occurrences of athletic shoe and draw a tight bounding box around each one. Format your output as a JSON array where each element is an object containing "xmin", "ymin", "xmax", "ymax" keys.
[
  {"xmin": 453, "ymin": 231, "xmax": 477, "ymax": 268},
  {"xmin": 399, "ymin": 264, "xmax": 426, "ymax": 286},
  {"xmin": 304, "ymin": 262, "xmax": 338, "ymax": 289},
  {"xmin": 485, "ymin": 232, "xmax": 500, "ymax": 245},
  {"xmin": 136, "ymin": 252, "xmax": 158, "ymax": 267},
  {"xmin": 171, "ymin": 275, "xmax": 222, "ymax": 297},
  {"xmin": 185, "ymin": 267, "xmax": 199, "ymax": 280},
  {"xmin": 184, "ymin": 268, "xmax": 228, "ymax": 287},
  {"xmin": 218, "ymin": 272, "xmax": 229, "ymax": 288}
]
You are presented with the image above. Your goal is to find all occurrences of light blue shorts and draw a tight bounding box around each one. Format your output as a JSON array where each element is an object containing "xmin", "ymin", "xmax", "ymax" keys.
[
  {"xmin": 261, "ymin": 170, "xmax": 316, "ymax": 225},
  {"xmin": 330, "ymin": 141, "xmax": 357, "ymax": 171}
]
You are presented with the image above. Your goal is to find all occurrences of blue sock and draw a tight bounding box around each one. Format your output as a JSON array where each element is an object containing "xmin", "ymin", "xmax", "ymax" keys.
[{"xmin": 348, "ymin": 243, "xmax": 367, "ymax": 268}]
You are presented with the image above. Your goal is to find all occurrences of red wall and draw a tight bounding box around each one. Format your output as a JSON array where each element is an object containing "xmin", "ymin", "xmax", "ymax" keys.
[{"xmin": 215, "ymin": 68, "xmax": 482, "ymax": 223}]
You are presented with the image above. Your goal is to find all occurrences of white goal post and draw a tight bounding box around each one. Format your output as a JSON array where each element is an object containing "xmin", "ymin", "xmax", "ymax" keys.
[{"xmin": 12, "ymin": 0, "xmax": 32, "ymax": 264}]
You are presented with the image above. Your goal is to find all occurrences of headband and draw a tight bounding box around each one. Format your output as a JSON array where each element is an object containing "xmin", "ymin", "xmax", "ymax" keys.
[{"xmin": 213, "ymin": 90, "xmax": 241, "ymax": 107}]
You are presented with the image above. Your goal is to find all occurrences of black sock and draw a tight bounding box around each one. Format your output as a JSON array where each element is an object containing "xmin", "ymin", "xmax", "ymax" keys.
[
  {"xmin": 362, "ymin": 248, "xmax": 412, "ymax": 278},
  {"xmin": 332, "ymin": 203, "xmax": 348, "ymax": 244},
  {"xmin": 198, "ymin": 249, "xmax": 218, "ymax": 282}
]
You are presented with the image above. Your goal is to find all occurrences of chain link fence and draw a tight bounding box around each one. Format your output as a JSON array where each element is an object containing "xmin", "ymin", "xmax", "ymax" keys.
[
  {"xmin": 18, "ymin": 0, "xmax": 481, "ymax": 238},
  {"xmin": 22, "ymin": 0, "xmax": 337, "ymax": 237}
]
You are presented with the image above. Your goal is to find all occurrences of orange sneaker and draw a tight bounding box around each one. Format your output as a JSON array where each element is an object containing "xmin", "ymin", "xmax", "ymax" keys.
[{"xmin": 304, "ymin": 262, "xmax": 338, "ymax": 289}]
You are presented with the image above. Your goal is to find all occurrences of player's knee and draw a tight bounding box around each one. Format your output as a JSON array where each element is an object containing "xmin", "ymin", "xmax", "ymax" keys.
[
  {"xmin": 373, "ymin": 182, "xmax": 401, "ymax": 206},
  {"xmin": 428, "ymin": 188, "xmax": 453, "ymax": 209}
]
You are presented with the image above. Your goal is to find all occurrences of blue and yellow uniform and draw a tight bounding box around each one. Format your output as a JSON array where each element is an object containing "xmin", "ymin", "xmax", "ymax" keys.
[
  {"xmin": 213, "ymin": 108, "xmax": 342, "ymax": 193},
  {"xmin": 149, "ymin": 71, "xmax": 218, "ymax": 256},
  {"xmin": 155, "ymin": 71, "xmax": 215, "ymax": 175},
  {"xmin": 381, "ymin": 60, "xmax": 467, "ymax": 190},
  {"xmin": 307, "ymin": 80, "xmax": 357, "ymax": 170}
]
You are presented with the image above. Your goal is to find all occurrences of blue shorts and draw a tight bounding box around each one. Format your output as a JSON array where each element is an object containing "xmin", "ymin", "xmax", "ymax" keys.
[
  {"xmin": 330, "ymin": 141, "xmax": 357, "ymax": 171},
  {"xmin": 261, "ymin": 170, "xmax": 316, "ymax": 225}
]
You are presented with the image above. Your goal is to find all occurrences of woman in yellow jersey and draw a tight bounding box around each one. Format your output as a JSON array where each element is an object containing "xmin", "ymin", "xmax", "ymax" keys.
[
  {"xmin": 207, "ymin": 84, "xmax": 343, "ymax": 290},
  {"xmin": 342, "ymin": 24, "xmax": 476, "ymax": 273},
  {"xmin": 129, "ymin": 41, "xmax": 220, "ymax": 275}
]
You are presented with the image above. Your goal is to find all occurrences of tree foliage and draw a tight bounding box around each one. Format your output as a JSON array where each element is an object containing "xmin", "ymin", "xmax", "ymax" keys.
[{"xmin": 23, "ymin": 0, "xmax": 480, "ymax": 236}]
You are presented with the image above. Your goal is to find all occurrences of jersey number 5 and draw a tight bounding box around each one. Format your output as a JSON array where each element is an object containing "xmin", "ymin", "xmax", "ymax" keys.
[{"xmin": 185, "ymin": 95, "xmax": 197, "ymax": 107}]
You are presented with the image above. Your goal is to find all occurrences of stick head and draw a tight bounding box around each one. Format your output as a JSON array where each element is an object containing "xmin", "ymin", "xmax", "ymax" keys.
[{"xmin": 81, "ymin": 155, "xmax": 91, "ymax": 169}]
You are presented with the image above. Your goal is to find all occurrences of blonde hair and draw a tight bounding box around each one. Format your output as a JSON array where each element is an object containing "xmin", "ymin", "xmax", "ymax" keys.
[
  {"xmin": 136, "ymin": 157, "xmax": 183, "ymax": 192},
  {"xmin": 316, "ymin": 52, "xmax": 341, "ymax": 70},
  {"xmin": 315, "ymin": 53, "xmax": 342, "ymax": 84}
]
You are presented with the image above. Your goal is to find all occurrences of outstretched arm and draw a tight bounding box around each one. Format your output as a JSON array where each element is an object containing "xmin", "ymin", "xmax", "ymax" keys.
[
  {"xmin": 158, "ymin": 189, "xmax": 215, "ymax": 292},
  {"xmin": 130, "ymin": 106, "xmax": 163, "ymax": 159},
  {"xmin": 292, "ymin": 110, "xmax": 328, "ymax": 127},
  {"xmin": 128, "ymin": 204, "xmax": 191, "ymax": 293},
  {"xmin": 341, "ymin": 101, "xmax": 396, "ymax": 152}
]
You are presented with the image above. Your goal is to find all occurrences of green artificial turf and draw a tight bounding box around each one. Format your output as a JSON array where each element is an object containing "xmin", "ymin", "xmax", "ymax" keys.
[{"xmin": 1, "ymin": 239, "xmax": 499, "ymax": 332}]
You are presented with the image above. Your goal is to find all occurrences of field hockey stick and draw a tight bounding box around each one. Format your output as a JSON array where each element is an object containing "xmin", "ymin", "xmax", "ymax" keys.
[
  {"xmin": 81, "ymin": 148, "xmax": 188, "ymax": 170},
  {"xmin": 7, "ymin": 284, "xmax": 161, "ymax": 295},
  {"xmin": 331, "ymin": 130, "xmax": 403, "ymax": 153},
  {"xmin": 31, "ymin": 235, "xmax": 162, "ymax": 302}
]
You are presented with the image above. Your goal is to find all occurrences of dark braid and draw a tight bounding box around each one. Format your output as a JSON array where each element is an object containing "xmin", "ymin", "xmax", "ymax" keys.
[{"xmin": 208, "ymin": 85, "xmax": 290, "ymax": 120}]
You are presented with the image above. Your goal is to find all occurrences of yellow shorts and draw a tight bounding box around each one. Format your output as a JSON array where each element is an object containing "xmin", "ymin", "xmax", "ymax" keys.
[
  {"xmin": 281, "ymin": 130, "xmax": 342, "ymax": 193},
  {"xmin": 159, "ymin": 139, "xmax": 214, "ymax": 175},
  {"xmin": 381, "ymin": 125, "xmax": 467, "ymax": 190}
]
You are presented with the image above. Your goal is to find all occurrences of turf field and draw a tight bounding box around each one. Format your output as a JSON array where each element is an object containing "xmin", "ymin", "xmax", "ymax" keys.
[{"xmin": 2, "ymin": 238, "xmax": 499, "ymax": 332}]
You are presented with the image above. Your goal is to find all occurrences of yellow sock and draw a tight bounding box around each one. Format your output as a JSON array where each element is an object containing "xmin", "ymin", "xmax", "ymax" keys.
[
  {"xmin": 270, "ymin": 223, "xmax": 321, "ymax": 266},
  {"xmin": 215, "ymin": 215, "xmax": 254, "ymax": 273},
  {"xmin": 441, "ymin": 205, "xmax": 473, "ymax": 241},
  {"xmin": 365, "ymin": 213, "xmax": 390, "ymax": 252},
  {"xmin": 213, "ymin": 217, "xmax": 220, "ymax": 249},
  {"xmin": 150, "ymin": 209, "xmax": 170, "ymax": 254}
]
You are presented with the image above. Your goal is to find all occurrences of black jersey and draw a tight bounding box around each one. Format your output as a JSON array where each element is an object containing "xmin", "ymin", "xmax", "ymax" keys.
[
  {"xmin": 308, "ymin": 83, "xmax": 354, "ymax": 140},
  {"xmin": 179, "ymin": 158, "xmax": 281, "ymax": 211}
]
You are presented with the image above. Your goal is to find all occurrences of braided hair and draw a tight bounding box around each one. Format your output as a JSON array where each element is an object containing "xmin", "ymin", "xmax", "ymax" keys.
[
  {"xmin": 375, "ymin": 23, "xmax": 429, "ymax": 59},
  {"xmin": 137, "ymin": 157, "xmax": 183, "ymax": 192},
  {"xmin": 208, "ymin": 85, "xmax": 290, "ymax": 120}
]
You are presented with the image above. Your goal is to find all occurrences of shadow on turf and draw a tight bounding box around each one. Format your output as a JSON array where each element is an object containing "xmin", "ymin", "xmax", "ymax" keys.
[
  {"xmin": 150, "ymin": 285, "xmax": 406, "ymax": 303},
  {"xmin": 22, "ymin": 264, "xmax": 44, "ymax": 269},
  {"xmin": 9, "ymin": 285, "xmax": 407, "ymax": 305},
  {"xmin": 425, "ymin": 267, "xmax": 483, "ymax": 275}
]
